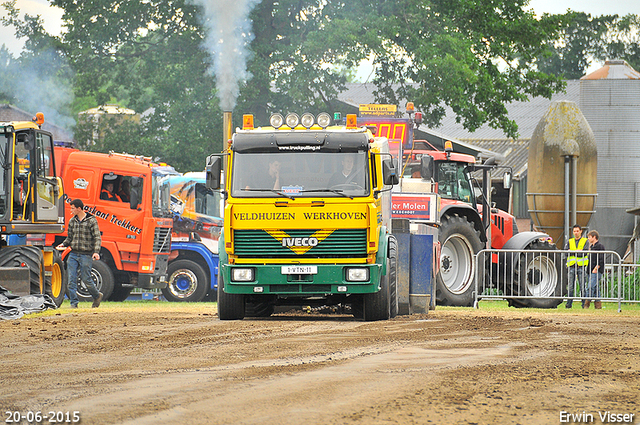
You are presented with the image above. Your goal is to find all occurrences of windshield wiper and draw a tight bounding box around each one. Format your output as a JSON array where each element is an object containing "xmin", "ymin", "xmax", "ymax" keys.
[
  {"xmin": 299, "ymin": 189, "xmax": 353, "ymax": 199},
  {"xmin": 241, "ymin": 188, "xmax": 295, "ymax": 199}
]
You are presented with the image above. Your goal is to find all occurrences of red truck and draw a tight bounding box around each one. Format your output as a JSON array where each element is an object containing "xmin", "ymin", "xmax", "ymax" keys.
[{"xmin": 45, "ymin": 148, "xmax": 175, "ymax": 300}]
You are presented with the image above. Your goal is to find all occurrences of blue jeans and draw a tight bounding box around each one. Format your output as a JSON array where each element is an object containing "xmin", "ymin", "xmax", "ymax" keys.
[
  {"xmin": 588, "ymin": 271, "xmax": 602, "ymax": 300},
  {"xmin": 67, "ymin": 251, "xmax": 99, "ymax": 306},
  {"xmin": 566, "ymin": 265, "xmax": 586, "ymax": 307}
]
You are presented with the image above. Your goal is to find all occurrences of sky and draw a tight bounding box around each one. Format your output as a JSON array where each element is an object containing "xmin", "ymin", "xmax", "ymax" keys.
[{"xmin": 1, "ymin": 0, "xmax": 640, "ymax": 61}]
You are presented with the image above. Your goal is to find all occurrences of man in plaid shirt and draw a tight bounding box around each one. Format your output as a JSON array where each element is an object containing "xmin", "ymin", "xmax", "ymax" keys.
[{"xmin": 56, "ymin": 199, "xmax": 103, "ymax": 308}]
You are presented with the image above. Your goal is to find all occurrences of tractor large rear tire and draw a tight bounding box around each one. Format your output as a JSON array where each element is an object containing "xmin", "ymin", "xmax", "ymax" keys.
[
  {"xmin": 0, "ymin": 246, "xmax": 44, "ymax": 295},
  {"xmin": 509, "ymin": 241, "xmax": 564, "ymax": 309},
  {"xmin": 436, "ymin": 214, "xmax": 484, "ymax": 306}
]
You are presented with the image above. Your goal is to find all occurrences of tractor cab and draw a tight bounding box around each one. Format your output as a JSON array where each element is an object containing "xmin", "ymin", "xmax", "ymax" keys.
[{"xmin": 0, "ymin": 115, "xmax": 65, "ymax": 233}]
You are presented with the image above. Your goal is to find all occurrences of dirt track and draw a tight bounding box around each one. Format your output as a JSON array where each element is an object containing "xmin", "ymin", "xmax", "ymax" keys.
[{"xmin": 1, "ymin": 304, "xmax": 639, "ymax": 425}]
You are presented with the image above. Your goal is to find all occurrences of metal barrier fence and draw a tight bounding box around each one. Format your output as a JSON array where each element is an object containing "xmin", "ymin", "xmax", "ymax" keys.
[{"xmin": 473, "ymin": 249, "xmax": 635, "ymax": 311}]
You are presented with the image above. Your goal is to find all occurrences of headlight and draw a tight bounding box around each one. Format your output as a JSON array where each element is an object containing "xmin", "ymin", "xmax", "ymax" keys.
[
  {"xmin": 346, "ymin": 268, "xmax": 369, "ymax": 282},
  {"xmin": 300, "ymin": 113, "xmax": 315, "ymax": 129},
  {"xmin": 270, "ymin": 113, "xmax": 284, "ymax": 129},
  {"xmin": 231, "ymin": 268, "xmax": 255, "ymax": 282},
  {"xmin": 285, "ymin": 113, "xmax": 300, "ymax": 128},
  {"xmin": 317, "ymin": 112, "xmax": 331, "ymax": 128}
]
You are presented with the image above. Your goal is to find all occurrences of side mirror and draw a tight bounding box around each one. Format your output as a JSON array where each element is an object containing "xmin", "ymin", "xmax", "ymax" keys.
[
  {"xmin": 129, "ymin": 176, "xmax": 143, "ymax": 210},
  {"xmin": 382, "ymin": 158, "xmax": 399, "ymax": 186},
  {"xmin": 420, "ymin": 155, "xmax": 434, "ymax": 181},
  {"xmin": 503, "ymin": 170, "xmax": 512, "ymax": 190},
  {"xmin": 206, "ymin": 155, "xmax": 222, "ymax": 190}
]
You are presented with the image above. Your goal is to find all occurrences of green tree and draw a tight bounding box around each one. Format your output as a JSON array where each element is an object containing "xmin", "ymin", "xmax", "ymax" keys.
[
  {"xmin": 1, "ymin": 0, "xmax": 74, "ymax": 128},
  {"xmin": 6, "ymin": 0, "xmax": 573, "ymax": 155},
  {"xmin": 537, "ymin": 12, "xmax": 640, "ymax": 79},
  {"xmin": 48, "ymin": 0, "xmax": 222, "ymax": 171},
  {"xmin": 238, "ymin": 0, "xmax": 566, "ymax": 138}
]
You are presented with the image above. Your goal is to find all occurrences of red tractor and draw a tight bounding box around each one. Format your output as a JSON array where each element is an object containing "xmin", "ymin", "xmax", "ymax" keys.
[{"xmin": 361, "ymin": 112, "xmax": 563, "ymax": 308}]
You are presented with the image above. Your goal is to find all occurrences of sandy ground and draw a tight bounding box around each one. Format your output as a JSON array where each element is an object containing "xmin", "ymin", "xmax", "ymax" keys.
[{"xmin": 1, "ymin": 304, "xmax": 639, "ymax": 425}]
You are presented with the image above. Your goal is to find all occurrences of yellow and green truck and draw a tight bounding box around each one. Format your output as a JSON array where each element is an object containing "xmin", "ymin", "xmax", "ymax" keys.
[{"xmin": 206, "ymin": 112, "xmax": 399, "ymax": 320}]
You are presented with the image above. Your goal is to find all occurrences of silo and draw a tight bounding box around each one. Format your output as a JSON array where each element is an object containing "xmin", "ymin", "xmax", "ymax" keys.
[
  {"xmin": 580, "ymin": 60, "xmax": 640, "ymax": 255},
  {"xmin": 527, "ymin": 101, "xmax": 598, "ymax": 247}
]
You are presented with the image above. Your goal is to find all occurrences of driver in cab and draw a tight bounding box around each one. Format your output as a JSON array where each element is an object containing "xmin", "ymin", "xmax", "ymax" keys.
[{"xmin": 328, "ymin": 155, "xmax": 359, "ymax": 187}]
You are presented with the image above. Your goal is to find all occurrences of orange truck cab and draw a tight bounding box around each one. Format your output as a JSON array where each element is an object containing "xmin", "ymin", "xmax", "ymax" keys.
[{"xmin": 45, "ymin": 147, "xmax": 176, "ymax": 301}]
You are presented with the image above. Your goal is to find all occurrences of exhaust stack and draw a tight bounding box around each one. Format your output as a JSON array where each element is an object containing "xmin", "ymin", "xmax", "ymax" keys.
[{"xmin": 223, "ymin": 111, "xmax": 233, "ymax": 147}]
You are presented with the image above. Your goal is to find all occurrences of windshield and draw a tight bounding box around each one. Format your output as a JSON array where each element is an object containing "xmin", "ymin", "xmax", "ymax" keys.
[
  {"xmin": 436, "ymin": 161, "xmax": 474, "ymax": 204},
  {"xmin": 230, "ymin": 151, "xmax": 370, "ymax": 198},
  {"xmin": 152, "ymin": 174, "xmax": 173, "ymax": 218},
  {"xmin": 195, "ymin": 182, "xmax": 223, "ymax": 218}
]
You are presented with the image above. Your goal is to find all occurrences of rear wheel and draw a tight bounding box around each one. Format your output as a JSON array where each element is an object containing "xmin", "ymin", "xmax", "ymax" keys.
[
  {"xmin": 162, "ymin": 259, "xmax": 208, "ymax": 302},
  {"xmin": 217, "ymin": 271, "xmax": 245, "ymax": 320},
  {"xmin": 245, "ymin": 301, "xmax": 275, "ymax": 317},
  {"xmin": 436, "ymin": 214, "xmax": 484, "ymax": 306},
  {"xmin": 510, "ymin": 241, "xmax": 563, "ymax": 308},
  {"xmin": 109, "ymin": 284, "xmax": 133, "ymax": 301}
]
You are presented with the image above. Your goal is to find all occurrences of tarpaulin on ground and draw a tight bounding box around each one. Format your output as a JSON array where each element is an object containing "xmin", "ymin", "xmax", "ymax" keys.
[{"xmin": 0, "ymin": 286, "xmax": 57, "ymax": 320}]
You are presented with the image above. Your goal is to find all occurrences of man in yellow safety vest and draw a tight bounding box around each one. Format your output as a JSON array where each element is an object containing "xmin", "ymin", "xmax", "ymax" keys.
[{"xmin": 564, "ymin": 224, "xmax": 589, "ymax": 308}]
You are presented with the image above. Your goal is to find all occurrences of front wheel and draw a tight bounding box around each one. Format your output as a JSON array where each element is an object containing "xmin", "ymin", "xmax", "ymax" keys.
[
  {"xmin": 162, "ymin": 259, "xmax": 208, "ymax": 302},
  {"xmin": 363, "ymin": 259, "xmax": 391, "ymax": 321},
  {"xmin": 217, "ymin": 271, "xmax": 245, "ymax": 320},
  {"xmin": 509, "ymin": 241, "xmax": 563, "ymax": 309},
  {"xmin": 76, "ymin": 259, "xmax": 114, "ymax": 302},
  {"xmin": 46, "ymin": 251, "xmax": 66, "ymax": 307}
]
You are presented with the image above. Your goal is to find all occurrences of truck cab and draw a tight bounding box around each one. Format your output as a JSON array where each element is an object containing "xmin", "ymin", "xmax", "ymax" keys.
[
  {"xmin": 47, "ymin": 149, "xmax": 175, "ymax": 301},
  {"xmin": 207, "ymin": 112, "xmax": 399, "ymax": 320}
]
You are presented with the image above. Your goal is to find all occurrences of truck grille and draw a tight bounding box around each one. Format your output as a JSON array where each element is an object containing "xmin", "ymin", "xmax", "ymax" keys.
[
  {"xmin": 234, "ymin": 229, "xmax": 367, "ymax": 258},
  {"xmin": 153, "ymin": 227, "xmax": 171, "ymax": 253}
]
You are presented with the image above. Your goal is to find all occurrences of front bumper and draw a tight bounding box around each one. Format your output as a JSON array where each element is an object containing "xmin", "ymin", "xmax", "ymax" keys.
[{"xmin": 221, "ymin": 263, "xmax": 382, "ymax": 295}]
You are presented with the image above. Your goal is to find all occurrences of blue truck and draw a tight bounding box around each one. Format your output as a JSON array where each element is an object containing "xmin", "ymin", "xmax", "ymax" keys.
[{"xmin": 163, "ymin": 172, "xmax": 223, "ymax": 302}]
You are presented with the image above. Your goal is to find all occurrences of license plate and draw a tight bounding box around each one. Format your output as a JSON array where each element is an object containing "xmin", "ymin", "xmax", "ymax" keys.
[{"xmin": 281, "ymin": 266, "xmax": 318, "ymax": 275}]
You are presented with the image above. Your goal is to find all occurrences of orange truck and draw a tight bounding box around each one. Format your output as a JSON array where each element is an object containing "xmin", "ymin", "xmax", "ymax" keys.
[{"xmin": 45, "ymin": 148, "xmax": 176, "ymax": 301}]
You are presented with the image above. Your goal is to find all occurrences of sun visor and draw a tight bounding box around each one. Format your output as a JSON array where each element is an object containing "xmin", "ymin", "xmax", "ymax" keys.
[{"xmin": 232, "ymin": 132, "xmax": 369, "ymax": 153}]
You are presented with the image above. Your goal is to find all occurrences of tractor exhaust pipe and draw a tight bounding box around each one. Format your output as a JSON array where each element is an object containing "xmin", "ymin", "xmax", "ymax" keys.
[{"xmin": 223, "ymin": 111, "xmax": 233, "ymax": 149}]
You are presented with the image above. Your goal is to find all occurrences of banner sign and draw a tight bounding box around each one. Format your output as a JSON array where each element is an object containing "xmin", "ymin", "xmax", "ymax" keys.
[
  {"xmin": 391, "ymin": 193, "xmax": 439, "ymax": 223},
  {"xmin": 359, "ymin": 104, "xmax": 397, "ymax": 117}
]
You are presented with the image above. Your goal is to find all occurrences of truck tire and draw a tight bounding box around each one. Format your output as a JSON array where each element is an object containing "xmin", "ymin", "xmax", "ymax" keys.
[
  {"xmin": 76, "ymin": 259, "xmax": 114, "ymax": 302},
  {"xmin": 363, "ymin": 258, "xmax": 391, "ymax": 321},
  {"xmin": 162, "ymin": 259, "xmax": 208, "ymax": 302},
  {"xmin": 46, "ymin": 251, "xmax": 66, "ymax": 307},
  {"xmin": 245, "ymin": 301, "xmax": 275, "ymax": 317},
  {"xmin": 388, "ymin": 235, "xmax": 399, "ymax": 318},
  {"xmin": 109, "ymin": 284, "xmax": 132, "ymax": 301},
  {"xmin": 510, "ymin": 241, "xmax": 564, "ymax": 309},
  {"xmin": 436, "ymin": 214, "xmax": 484, "ymax": 306},
  {"xmin": 217, "ymin": 271, "xmax": 245, "ymax": 320},
  {"xmin": 0, "ymin": 246, "xmax": 44, "ymax": 295}
]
